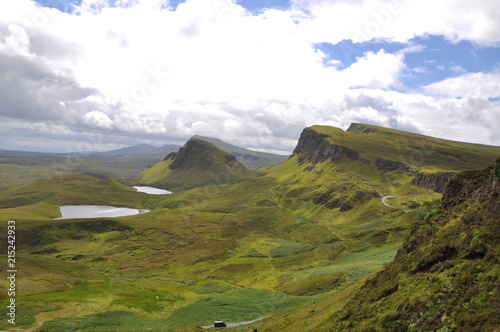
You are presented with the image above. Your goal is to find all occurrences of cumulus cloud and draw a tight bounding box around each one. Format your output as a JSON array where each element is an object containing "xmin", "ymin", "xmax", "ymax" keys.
[
  {"xmin": 293, "ymin": 0, "xmax": 500, "ymax": 46},
  {"xmin": 83, "ymin": 110, "xmax": 114, "ymax": 129},
  {"xmin": 423, "ymin": 71, "xmax": 500, "ymax": 99},
  {"xmin": 340, "ymin": 50, "xmax": 406, "ymax": 89},
  {"xmin": 0, "ymin": 0, "xmax": 499, "ymax": 153}
]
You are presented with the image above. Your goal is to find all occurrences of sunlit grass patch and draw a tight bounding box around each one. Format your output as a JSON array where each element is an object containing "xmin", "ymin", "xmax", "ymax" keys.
[
  {"xmin": 267, "ymin": 238, "xmax": 314, "ymax": 258},
  {"xmin": 165, "ymin": 288, "xmax": 306, "ymax": 327}
]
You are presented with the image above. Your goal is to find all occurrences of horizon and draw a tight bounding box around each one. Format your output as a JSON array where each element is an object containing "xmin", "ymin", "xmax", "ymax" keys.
[
  {"xmin": 2, "ymin": 121, "xmax": 500, "ymax": 156},
  {"xmin": 1, "ymin": 0, "xmax": 499, "ymax": 154}
]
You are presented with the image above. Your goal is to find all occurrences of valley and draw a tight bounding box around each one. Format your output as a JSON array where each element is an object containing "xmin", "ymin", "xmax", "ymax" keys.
[{"xmin": 0, "ymin": 123, "xmax": 498, "ymax": 331}]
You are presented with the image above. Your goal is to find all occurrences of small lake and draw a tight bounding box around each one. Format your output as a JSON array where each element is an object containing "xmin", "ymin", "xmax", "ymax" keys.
[
  {"xmin": 133, "ymin": 186, "xmax": 172, "ymax": 195},
  {"xmin": 55, "ymin": 205, "xmax": 150, "ymax": 220}
]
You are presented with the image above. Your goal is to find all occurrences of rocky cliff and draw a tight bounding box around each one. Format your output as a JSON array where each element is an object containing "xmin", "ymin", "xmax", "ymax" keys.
[
  {"xmin": 324, "ymin": 159, "xmax": 500, "ymax": 331},
  {"xmin": 410, "ymin": 171, "xmax": 455, "ymax": 193},
  {"xmin": 292, "ymin": 127, "xmax": 367, "ymax": 165}
]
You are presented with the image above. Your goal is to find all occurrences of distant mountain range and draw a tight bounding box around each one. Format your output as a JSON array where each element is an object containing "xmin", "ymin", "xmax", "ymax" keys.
[
  {"xmin": 0, "ymin": 144, "xmax": 180, "ymax": 158},
  {"xmin": 0, "ymin": 138, "xmax": 289, "ymax": 169},
  {"xmin": 86, "ymin": 144, "xmax": 180, "ymax": 157}
]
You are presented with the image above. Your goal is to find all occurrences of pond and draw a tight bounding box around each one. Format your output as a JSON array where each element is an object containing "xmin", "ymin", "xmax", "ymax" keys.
[
  {"xmin": 55, "ymin": 205, "xmax": 150, "ymax": 220},
  {"xmin": 133, "ymin": 186, "xmax": 172, "ymax": 195}
]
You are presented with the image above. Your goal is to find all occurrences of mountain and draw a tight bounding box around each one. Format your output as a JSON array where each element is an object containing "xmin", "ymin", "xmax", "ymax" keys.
[
  {"xmin": 134, "ymin": 138, "xmax": 257, "ymax": 191},
  {"xmin": 0, "ymin": 144, "xmax": 180, "ymax": 159},
  {"xmin": 85, "ymin": 144, "xmax": 180, "ymax": 157},
  {"xmin": 258, "ymin": 123, "xmax": 500, "ymax": 216},
  {"xmin": 192, "ymin": 135, "xmax": 289, "ymax": 169},
  {"xmin": 0, "ymin": 149, "xmax": 69, "ymax": 157},
  {"xmin": 256, "ymin": 158, "xmax": 500, "ymax": 331}
]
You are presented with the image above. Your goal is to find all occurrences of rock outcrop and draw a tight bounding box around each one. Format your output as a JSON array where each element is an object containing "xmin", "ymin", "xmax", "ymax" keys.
[
  {"xmin": 347, "ymin": 123, "xmax": 378, "ymax": 134},
  {"xmin": 325, "ymin": 158, "xmax": 500, "ymax": 331},
  {"xmin": 375, "ymin": 158, "xmax": 410, "ymax": 172},
  {"xmin": 410, "ymin": 172, "xmax": 455, "ymax": 193},
  {"xmin": 292, "ymin": 128, "xmax": 368, "ymax": 165},
  {"xmin": 441, "ymin": 166, "xmax": 499, "ymax": 210}
]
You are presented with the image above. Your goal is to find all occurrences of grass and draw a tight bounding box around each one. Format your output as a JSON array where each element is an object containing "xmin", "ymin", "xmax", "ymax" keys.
[{"xmin": 0, "ymin": 124, "xmax": 498, "ymax": 331}]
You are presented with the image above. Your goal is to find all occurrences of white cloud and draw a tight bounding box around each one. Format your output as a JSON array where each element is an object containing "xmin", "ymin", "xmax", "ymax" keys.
[
  {"xmin": 340, "ymin": 50, "xmax": 406, "ymax": 89},
  {"xmin": 83, "ymin": 110, "xmax": 114, "ymax": 129},
  {"xmin": 0, "ymin": 0, "xmax": 499, "ymax": 153},
  {"xmin": 450, "ymin": 65, "xmax": 466, "ymax": 73},
  {"xmin": 424, "ymin": 71, "xmax": 500, "ymax": 99},
  {"xmin": 293, "ymin": 0, "xmax": 500, "ymax": 46}
]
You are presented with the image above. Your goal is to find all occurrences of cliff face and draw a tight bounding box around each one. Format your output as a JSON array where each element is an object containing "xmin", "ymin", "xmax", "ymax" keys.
[
  {"xmin": 325, "ymin": 160, "xmax": 500, "ymax": 331},
  {"xmin": 410, "ymin": 171, "xmax": 455, "ymax": 193},
  {"xmin": 375, "ymin": 158, "xmax": 410, "ymax": 172},
  {"xmin": 292, "ymin": 128, "xmax": 366, "ymax": 165},
  {"xmin": 441, "ymin": 166, "xmax": 499, "ymax": 210}
]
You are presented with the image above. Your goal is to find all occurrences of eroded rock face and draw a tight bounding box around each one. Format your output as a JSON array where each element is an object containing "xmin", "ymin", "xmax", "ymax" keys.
[
  {"xmin": 410, "ymin": 172, "xmax": 455, "ymax": 193},
  {"xmin": 292, "ymin": 128, "xmax": 367, "ymax": 165},
  {"xmin": 441, "ymin": 166, "xmax": 499, "ymax": 210},
  {"xmin": 375, "ymin": 158, "xmax": 410, "ymax": 172},
  {"xmin": 292, "ymin": 128, "xmax": 329, "ymax": 155}
]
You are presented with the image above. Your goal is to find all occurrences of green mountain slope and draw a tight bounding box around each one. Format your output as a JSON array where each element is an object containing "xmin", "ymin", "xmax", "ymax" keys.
[
  {"xmin": 303, "ymin": 123, "xmax": 500, "ymax": 171},
  {"xmin": 257, "ymin": 158, "xmax": 500, "ymax": 332},
  {"xmin": 134, "ymin": 138, "xmax": 256, "ymax": 191},
  {"xmin": 320, "ymin": 159, "xmax": 500, "ymax": 331},
  {"xmin": 192, "ymin": 135, "xmax": 289, "ymax": 169}
]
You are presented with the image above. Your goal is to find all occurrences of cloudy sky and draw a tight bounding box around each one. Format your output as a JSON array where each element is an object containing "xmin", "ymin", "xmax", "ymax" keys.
[{"xmin": 0, "ymin": 0, "xmax": 499, "ymax": 154}]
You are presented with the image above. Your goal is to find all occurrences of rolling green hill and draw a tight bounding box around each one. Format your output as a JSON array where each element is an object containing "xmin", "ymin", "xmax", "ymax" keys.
[
  {"xmin": 134, "ymin": 138, "xmax": 257, "ymax": 191},
  {"xmin": 0, "ymin": 124, "xmax": 498, "ymax": 331}
]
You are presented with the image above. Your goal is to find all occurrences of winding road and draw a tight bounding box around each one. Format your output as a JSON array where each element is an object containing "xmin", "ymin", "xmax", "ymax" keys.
[{"xmin": 381, "ymin": 195, "xmax": 398, "ymax": 208}]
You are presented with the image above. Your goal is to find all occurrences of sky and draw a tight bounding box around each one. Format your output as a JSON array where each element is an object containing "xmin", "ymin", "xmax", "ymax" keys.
[{"xmin": 0, "ymin": 0, "xmax": 499, "ymax": 154}]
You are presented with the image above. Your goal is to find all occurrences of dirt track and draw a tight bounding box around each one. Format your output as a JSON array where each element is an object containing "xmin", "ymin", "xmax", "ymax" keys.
[{"xmin": 381, "ymin": 195, "xmax": 397, "ymax": 208}]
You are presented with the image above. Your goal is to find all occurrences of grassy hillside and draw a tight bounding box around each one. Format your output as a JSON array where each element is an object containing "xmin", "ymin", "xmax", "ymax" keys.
[
  {"xmin": 255, "ymin": 161, "xmax": 500, "ymax": 331},
  {"xmin": 134, "ymin": 139, "xmax": 256, "ymax": 191},
  {"xmin": 0, "ymin": 173, "xmax": 155, "ymax": 211},
  {"xmin": 0, "ymin": 150, "xmax": 176, "ymax": 190},
  {"xmin": 321, "ymin": 123, "xmax": 500, "ymax": 172},
  {"xmin": 192, "ymin": 135, "xmax": 289, "ymax": 169},
  {"xmin": 0, "ymin": 124, "xmax": 498, "ymax": 331}
]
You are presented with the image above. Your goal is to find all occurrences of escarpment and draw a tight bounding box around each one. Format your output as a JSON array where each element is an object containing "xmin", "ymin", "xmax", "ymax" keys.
[
  {"xmin": 410, "ymin": 171, "xmax": 455, "ymax": 193},
  {"xmin": 292, "ymin": 128, "xmax": 367, "ymax": 165}
]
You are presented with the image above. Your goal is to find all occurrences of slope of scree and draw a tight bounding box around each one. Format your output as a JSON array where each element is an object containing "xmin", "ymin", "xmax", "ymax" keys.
[{"xmin": 134, "ymin": 138, "xmax": 256, "ymax": 191}]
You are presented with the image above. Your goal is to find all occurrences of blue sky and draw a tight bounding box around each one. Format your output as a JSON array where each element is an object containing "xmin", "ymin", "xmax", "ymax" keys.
[
  {"xmin": 316, "ymin": 36, "xmax": 500, "ymax": 89},
  {"xmin": 1, "ymin": 0, "xmax": 499, "ymax": 153},
  {"xmin": 35, "ymin": 0, "xmax": 292, "ymax": 13}
]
